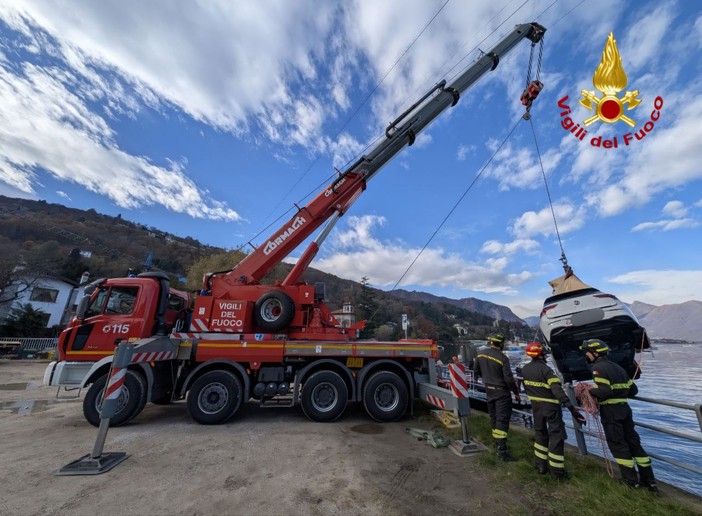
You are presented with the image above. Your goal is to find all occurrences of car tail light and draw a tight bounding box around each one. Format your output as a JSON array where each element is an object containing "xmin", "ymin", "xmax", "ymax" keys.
[
  {"xmin": 594, "ymin": 293, "xmax": 618, "ymax": 300},
  {"xmin": 540, "ymin": 304, "xmax": 557, "ymax": 317}
]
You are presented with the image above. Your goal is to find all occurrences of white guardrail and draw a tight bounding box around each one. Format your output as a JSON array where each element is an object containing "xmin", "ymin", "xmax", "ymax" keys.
[{"xmin": 0, "ymin": 337, "xmax": 57, "ymax": 354}]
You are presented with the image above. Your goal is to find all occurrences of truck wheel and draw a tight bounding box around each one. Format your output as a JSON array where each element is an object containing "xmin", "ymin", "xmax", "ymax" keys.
[
  {"xmin": 363, "ymin": 371, "xmax": 408, "ymax": 422},
  {"xmin": 187, "ymin": 370, "xmax": 243, "ymax": 425},
  {"xmin": 83, "ymin": 370, "xmax": 147, "ymax": 427},
  {"xmin": 301, "ymin": 370, "xmax": 348, "ymax": 422},
  {"xmin": 254, "ymin": 291, "xmax": 295, "ymax": 332}
]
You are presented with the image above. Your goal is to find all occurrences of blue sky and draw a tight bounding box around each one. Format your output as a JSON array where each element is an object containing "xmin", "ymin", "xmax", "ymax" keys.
[{"xmin": 0, "ymin": 0, "xmax": 701, "ymax": 318}]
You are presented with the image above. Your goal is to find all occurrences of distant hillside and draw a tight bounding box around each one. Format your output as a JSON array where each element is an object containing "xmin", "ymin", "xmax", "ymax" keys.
[
  {"xmin": 523, "ymin": 316, "xmax": 540, "ymax": 327},
  {"xmin": 0, "ymin": 196, "xmax": 531, "ymax": 342},
  {"xmin": 0, "ymin": 195, "xmax": 220, "ymax": 287},
  {"xmin": 630, "ymin": 300, "xmax": 702, "ymax": 342},
  {"xmin": 389, "ymin": 289, "xmax": 526, "ymax": 324}
]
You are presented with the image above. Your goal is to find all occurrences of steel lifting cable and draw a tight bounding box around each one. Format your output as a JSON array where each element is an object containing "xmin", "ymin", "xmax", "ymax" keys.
[
  {"xmin": 528, "ymin": 117, "xmax": 571, "ymax": 273},
  {"xmin": 243, "ymin": 0, "xmax": 538, "ymax": 255},
  {"xmin": 365, "ymin": 114, "xmax": 525, "ymax": 324}
]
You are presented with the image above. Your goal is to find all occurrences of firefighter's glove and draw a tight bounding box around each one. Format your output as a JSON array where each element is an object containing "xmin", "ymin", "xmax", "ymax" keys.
[{"xmin": 569, "ymin": 406, "xmax": 586, "ymax": 426}]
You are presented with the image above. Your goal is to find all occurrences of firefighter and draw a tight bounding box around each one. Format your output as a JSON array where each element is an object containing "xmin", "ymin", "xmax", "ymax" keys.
[
  {"xmin": 474, "ymin": 332, "xmax": 520, "ymax": 461},
  {"xmin": 582, "ymin": 339, "xmax": 659, "ymax": 494},
  {"xmin": 521, "ymin": 342, "xmax": 586, "ymax": 479}
]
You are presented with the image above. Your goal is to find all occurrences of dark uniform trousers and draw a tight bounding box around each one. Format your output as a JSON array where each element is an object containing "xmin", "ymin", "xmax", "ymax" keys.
[
  {"xmin": 532, "ymin": 401, "xmax": 566, "ymax": 472},
  {"xmin": 600, "ymin": 403, "xmax": 655, "ymax": 486},
  {"xmin": 486, "ymin": 385, "xmax": 512, "ymax": 450},
  {"xmin": 474, "ymin": 346, "xmax": 518, "ymax": 456},
  {"xmin": 591, "ymin": 356, "xmax": 655, "ymax": 487}
]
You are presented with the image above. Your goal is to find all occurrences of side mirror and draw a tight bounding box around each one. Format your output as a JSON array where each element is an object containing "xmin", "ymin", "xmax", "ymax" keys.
[{"xmin": 76, "ymin": 295, "xmax": 91, "ymax": 319}]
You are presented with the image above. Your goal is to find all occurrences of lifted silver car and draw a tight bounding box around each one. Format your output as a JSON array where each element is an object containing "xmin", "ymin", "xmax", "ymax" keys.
[{"xmin": 538, "ymin": 273, "xmax": 650, "ymax": 382}]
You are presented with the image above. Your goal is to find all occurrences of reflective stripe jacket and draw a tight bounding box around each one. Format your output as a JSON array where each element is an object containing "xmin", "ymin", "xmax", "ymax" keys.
[
  {"xmin": 521, "ymin": 358, "xmax": 572, "ymax": 406},
  {"xmin": 474, "ymin": 345, "xmax": 518, "ymax": 394},
  {"xmin": 590, "ymin": 356, "xmax": 638, "ymax": 404}
]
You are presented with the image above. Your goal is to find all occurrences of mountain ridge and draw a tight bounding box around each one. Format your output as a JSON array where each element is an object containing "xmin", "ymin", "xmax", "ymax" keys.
[
  {"xmin": 629, "ymin": 300, "xmax": 702, "ymax": 342},
  {"xmin": 388, "ymin": 289, "xmax": 526, "ymax": 324}
]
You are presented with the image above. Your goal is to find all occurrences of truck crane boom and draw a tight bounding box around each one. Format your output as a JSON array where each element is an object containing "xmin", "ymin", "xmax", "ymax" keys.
[
  {"xmin": 197, "ymin": 22, "xmax": 545, "ymax": 338},
  {"xmin": 212, "ymin": 22, "xmax": 545, "ymax": 293}
]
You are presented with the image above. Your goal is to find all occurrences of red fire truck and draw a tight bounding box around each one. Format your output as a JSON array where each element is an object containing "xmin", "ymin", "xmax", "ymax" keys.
[{"xmin": 44, "ymin": 22, "xmax": 546, "ymax": 427}]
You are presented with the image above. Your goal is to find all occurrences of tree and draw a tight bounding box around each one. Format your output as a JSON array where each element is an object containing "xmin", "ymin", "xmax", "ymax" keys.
[
  {"xmin": 185, "ymin": 250, "xmax": 290, "ymax": 291},
  {"xmin": 374, "ymin": 323, "xmax": 399, "ymax": 341},
  {"xmin": 357, "ymin": 276, "xmax": 379, "ymax": 338},
  {"xmin": 0, "ymin": 303, "xmax": 49, "ymax": 337}
]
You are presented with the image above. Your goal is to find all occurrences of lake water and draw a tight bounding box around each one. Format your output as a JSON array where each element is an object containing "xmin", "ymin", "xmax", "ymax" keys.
[{"xmin": 565, "ymin": 343, "xmax": 702, "ymax": 496}]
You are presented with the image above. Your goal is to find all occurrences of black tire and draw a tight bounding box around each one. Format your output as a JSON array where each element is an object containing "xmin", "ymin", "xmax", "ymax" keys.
[
  {"xmin": 363, "ymin": 371, "xmax": 409, "ymax": 422},
  {"xmin": 187, "ymin": 370, "xmax": 243, "ymax": 425},
  {"xmin": 254, "ymin": 291, "xmax": 295, "ymax": 332},
  {"xmin": 83, "ymin": 369, "xmax": 147, "ymax": 427},
  {"xmin": 301, "ymin": 370, "xmax": 348, "ymax": 422}
]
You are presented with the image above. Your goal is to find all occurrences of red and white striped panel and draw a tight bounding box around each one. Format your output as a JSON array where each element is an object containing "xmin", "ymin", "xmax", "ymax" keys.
[
  {"xmin": 171, "ymin": 332, "xmax": 196, "ymax": 339},
  {"xmin": 104, "ymin": 368, "xmax": 126, "ymax": 400},
  {"xmin": 425, "ymin": 394, "xmax": 446, "ymax": 409},
  {"xmin": 191, "ymin": 318, "xmax": 209, "ymax": 331},
  {"xmin": 449, "ymin": 363, "xmax": 469, "ymax": 398},
  {"xmin": 131, "ymin": 350, "xmax": 175, "ymax": 364}
]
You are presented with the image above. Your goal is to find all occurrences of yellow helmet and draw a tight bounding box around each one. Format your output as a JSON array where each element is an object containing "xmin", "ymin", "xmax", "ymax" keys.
[
  {"xmin": 487, "ymin": 332, "xmax": 505, "ymax": 349},
  {"xmin": 581, "ymin": 339, "xmax": 609, "ymax": 354}
]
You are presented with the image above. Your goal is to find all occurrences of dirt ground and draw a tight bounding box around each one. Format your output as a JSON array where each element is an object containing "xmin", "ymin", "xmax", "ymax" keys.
[{"xmin": 0, "ymin": 360, "xmax": 517, "ymax": 516}]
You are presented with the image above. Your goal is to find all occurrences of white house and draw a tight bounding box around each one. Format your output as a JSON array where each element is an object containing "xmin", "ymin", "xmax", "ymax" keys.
[
  {"xmin": 0, "ymin": 271, "xmax": 80, "ymax": 328},
  {"xmin": 331, "ymin": 300, "xmax": 356, "ymax": 328}
]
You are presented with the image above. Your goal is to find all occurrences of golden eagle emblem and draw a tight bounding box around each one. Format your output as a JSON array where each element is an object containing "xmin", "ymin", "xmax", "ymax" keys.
[{"xmin": 579, "ymin": 32, "xmax": 641, "ymax": 127}]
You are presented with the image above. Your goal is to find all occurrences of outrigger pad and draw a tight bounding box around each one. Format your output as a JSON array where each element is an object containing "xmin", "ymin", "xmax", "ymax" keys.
[
  {"xmin": 54, "ymin": 452, "xmax": 128, "ymax": 476},
  {"xmin": 449, "ymin": 438, "xmax": 488, "ymax": 457}
]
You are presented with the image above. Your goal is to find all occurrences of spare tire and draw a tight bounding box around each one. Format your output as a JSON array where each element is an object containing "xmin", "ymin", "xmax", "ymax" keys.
[{"xmin": 254, "ymin": 291, "xmax": 295, "ymax": 332}]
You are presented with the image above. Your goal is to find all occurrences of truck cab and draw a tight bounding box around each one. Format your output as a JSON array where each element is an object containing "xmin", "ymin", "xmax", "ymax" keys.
[{"xmin": 46, "ymin": 272, "xmax": 191, "ymax": 391}]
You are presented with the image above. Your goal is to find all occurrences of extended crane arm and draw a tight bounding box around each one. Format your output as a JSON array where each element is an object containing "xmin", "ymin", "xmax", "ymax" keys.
[{"xmin": 214, "ymin": 22, "xmax": 545, "ymax": 290}]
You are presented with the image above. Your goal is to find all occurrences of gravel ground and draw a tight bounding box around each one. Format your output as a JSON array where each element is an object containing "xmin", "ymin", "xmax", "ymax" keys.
[{"xmin": 0, "ymin": 360, "xmax": 508, "ymax": 516}]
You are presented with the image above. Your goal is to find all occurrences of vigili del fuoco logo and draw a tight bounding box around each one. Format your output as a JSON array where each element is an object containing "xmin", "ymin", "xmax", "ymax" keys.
[{"xmin": 557, "ymin": 32, "xmax": 664, "ymax": 149}]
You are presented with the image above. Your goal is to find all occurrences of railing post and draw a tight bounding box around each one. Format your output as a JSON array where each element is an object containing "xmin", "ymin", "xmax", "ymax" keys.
[
  {"xmin": 448, "ymin": 363, "xmax": 486, "ymax": 456},
  {"xmin": 694, "ymin": 404, "xmax": 702, "ymax": 434},
  {"xmin": 564, "ymin": 382, "xmax": 588, "ymax": 455},
  {"xmin": 55, "ymin": 343, "xmax": 135, "ymax": 475}
]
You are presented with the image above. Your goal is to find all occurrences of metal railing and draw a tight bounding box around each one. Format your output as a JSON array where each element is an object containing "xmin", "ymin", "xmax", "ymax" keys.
[
  {"xmin": 562, "ymin": 387, "xmax": 702, "ymax": 478},
  {"xmin": 440, "ymin": 363, "xmax": 702, "ymax": 481},
  {"xmin": 0, "ymin": 337, "xmax": 57, "ymax": 353}
]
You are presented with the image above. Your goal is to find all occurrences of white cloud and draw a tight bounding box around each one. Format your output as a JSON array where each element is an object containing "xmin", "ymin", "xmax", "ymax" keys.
[
  {"xmin": 510, "ymin": 203, "xmax": 586, "ymax": 238},
  {"xmin": 0, "ymin": 61, "xmax": 240, "ymax": 220},
  {"xmin": 608, "ymin": 270, "xmax": 702, "ymax": 305},
  {"xmin": 456, "ymin": 144, "xmax": 475, "ymax": 161},
  {"xmin": 0, "ymin": 2, "xmax": 339, "ymax": 139},
  {"xmin": 483, "ymin": 141, "xmax": 563, "ymax": 191},
  {"xmin": 631, "ymin": 218, "xmax": 699, "ymax": 232},
  {"xmin": 662, "ymin": 200, "xmax": 687, "ymax": 218},
  {"xmin": 480, "ymin": 239, "xmax": 539, "ymax": 255},
  {"xmin": 619, "ymin": 2, "xmax": 675, "ymax": 72},
  {"xmin": 314, "ymin": 215, "xmax": 533, "ymax": 294},
  {"xmin": 56, "ymin": 190, "xmax": 71, "ymax": 201}
]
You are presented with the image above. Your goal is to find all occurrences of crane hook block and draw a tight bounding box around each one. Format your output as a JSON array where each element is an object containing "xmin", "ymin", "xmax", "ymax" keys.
[{"xmin": 520, "ymin": 80, "xmax": 544, "ymax": 107}]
